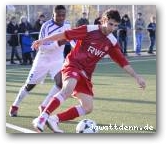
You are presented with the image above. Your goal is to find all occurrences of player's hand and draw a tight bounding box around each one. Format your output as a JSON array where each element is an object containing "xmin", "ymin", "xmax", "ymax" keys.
[
  {"xmin": 136, "ymin": 75, "xmax": 146, "ymax": 90},
  {"xmin": 31, "ymin": 40, "xmax": 42, "ymax": 50}
]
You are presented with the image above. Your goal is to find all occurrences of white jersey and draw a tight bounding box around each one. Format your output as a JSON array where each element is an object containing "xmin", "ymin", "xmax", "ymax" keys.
[
  {"xmin": 38, "ymin": 19, "xmax": 71, "ymax": 59},
  {"xmin": 26, "ymin": 19, "xmax": 72, "ymax": 84}
]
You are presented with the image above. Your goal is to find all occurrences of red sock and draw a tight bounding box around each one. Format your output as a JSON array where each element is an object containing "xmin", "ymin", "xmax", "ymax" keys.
[
  {"xmin": 44, "ymin": 97, "xmax": 60, "ymax": 115},
  {"xmin": 57, "ymin": 106, "xmax": 79, "ymax": 122}
]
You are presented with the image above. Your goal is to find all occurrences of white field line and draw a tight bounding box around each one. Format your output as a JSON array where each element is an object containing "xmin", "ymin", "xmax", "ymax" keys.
[
  {"xmin": 6, "ymin": 123, "xmax": 37, "ymax": 133},
  {"xmin": 98, "ymin": 58, "xmax": 156, "ymax": 65}
]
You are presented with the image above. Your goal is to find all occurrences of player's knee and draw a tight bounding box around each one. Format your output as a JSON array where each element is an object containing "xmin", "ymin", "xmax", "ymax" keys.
[
  {"xmin": 60, "ymin": 78, "xmax": 77, "ymax": 99},
  {"xmin": 60, "ymin": 88, "xmax": 73, "ymax": 100},
  {"xmin": 25, "ymin": 84, "xmax": 36, "ymax": 91}
]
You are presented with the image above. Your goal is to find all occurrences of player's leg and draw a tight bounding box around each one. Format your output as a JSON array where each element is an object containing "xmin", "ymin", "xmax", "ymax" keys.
[
  {"xmin": 32, "ymin": 77, "xmax": 78, "ymax": 132},
  {"xmin": 39, "ymin": 71, "xmax": 62, "ymax": 113},
  {"xmin": 38, "ymin": 59, "xmax": 63, "ymax": 113},
  {"xmin": 58, "ymin": 93, "xmax": 93, "ymax": 121},
  {"xmin": 46, "ymin": 93, "xmax": 93, "ymax": 133},
  {"xmin": 9, "ymin": 83, "xmax": 36, "ymax": 117},
  {"xmin": 45, "ymin": 72, "xmax": 94, "ymax": 133},
  {"xmin": 9, "ymin": 60, "xmax": 48, "ymax": 117}
]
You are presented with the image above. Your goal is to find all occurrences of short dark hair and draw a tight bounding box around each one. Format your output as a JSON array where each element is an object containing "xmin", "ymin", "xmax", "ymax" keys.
[
  {"xmin": 82, "ymin": 12, "xmax": 87, "ymax": 14},
  {"xmin": 11, "ymin": 16, "xmax": 16, "ymax": 20},
  {"xmin": 138, "ymin": 12, "xmax": 142, "ymax": 16},
  {"xmin": 39, "ymin": 14, "xmax": 45, "ymax": 18},
  {"xmin": 54, "ymin": 5, "xmax": 66, "ymax": 12},
  {"xmin": 103, "ymin": 9, "xmax": 121, "ymax": 23},
  {"xmin": 123, "ymin": 14, "xmax": 129, "ymax": 18}
]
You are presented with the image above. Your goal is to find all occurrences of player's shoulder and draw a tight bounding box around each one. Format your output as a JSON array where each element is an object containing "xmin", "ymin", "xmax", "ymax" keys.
[
  {"xmin": 42, "ymin": 19, "xmax": 54, "ymax": 28},
  {"xmin": 107, "ymin": 33, "xmax": 117, "ymax": 46},
  {"xmin": 86, "ymin": 25, "xmax": 99, "ymax": 32}
]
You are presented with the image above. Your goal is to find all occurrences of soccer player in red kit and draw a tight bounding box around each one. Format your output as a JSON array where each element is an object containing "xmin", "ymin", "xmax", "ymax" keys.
[{"xmin": 32, "ymin": 9, "xmax": 146, "ymax": 133}]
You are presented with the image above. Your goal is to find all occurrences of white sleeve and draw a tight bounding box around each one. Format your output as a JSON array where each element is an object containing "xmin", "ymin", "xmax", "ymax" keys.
[{"xmin": 70, "ymin": 40, "xmax": 76, "ymax": 48}]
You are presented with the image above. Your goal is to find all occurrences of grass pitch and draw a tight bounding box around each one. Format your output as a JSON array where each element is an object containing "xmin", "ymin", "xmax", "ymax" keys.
[{"xmin": 6, "ymin": 56, "xmax": 156, "ymax": 133}]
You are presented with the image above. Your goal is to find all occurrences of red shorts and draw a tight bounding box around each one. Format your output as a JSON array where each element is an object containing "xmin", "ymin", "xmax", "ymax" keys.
[{"xmin": 61, "ymin": 67, "xmax": 94, "ymax": 96}]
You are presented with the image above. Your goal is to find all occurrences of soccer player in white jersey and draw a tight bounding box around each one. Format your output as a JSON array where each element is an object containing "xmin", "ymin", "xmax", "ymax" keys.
[{"xmin": 9, "ymin": 5, "xmax": 73, "ymax": 117}]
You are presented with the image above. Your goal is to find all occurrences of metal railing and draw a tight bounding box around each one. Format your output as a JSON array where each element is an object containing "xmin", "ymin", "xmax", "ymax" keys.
[{"xmin": 6, "ymin": 29, "xmax": 156, "ymax": 61}]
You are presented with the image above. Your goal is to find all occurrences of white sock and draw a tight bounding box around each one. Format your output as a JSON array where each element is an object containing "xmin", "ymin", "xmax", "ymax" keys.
[
  {"xmin": 13, "ymin": 86, "xmax": 29, "ymax": 107},
  {"xmin": 54, "ymin": 92, "xmax": 65, "ymax": 104},
  {"xmin": 41, "ymin": 85, "xmax": 60, "ymax": 107},
  {"xmin": 40, "ymin": 112, "xmax": 49, "ymax": 123},
  {"xmin": 75, "ymin": 105, "xmax": 86, "ymax": 116},
  {"xmin": 41, "ymin": 111, "xmax": 49, "ymax": 118}
]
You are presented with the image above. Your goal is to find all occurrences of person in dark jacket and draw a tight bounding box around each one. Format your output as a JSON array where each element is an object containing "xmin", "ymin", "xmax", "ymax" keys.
[
  {"xmin": 7, "ymin": 16, "xmax": 22, "ymax": 64},
  {"xmin": 147, "ymin": 16, "xmax": 156, "ymax": 54},
  {"xmin": 118, "ymin": 14, "xmax": 131, "ymax": 56},
  {"xmin": 76, "ymin": 12, "xmax": 89, "ymax": 27},
  {"xmin": 33, "ymin": 14, "xmax": 46, "ymax": 58},
  {"xmin": 135, "ymin": 12, "xmax": 145, "ymax": 55},
  {"xmin": 33, "ymin": 14, "xmax": 46, "ymax": 40},
  {"xmin": 94, "ymin": 11, "xmax": 102, "ymax": 25}
]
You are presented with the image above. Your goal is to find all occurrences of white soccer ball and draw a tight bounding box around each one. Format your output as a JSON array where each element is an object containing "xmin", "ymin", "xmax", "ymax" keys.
[{"xmin": 76, "ymin": 119, "xmax": 98, "ymax": 133}]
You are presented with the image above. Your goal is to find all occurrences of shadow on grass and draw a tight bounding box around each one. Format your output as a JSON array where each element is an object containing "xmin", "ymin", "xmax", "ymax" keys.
[
  {"xmin": 6, "ymin": 84, "xmax": 22, "ymax": 88},
  {"xmin": 17, "ymin": 115, "xmax": 36, "ymax": 119},
  {"xmin": 6, "ymin": 89, "xmax": 48, "ymax": 97}
]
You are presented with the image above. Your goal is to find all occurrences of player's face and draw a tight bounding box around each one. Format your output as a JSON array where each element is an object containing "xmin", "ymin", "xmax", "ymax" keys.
[
  {"xmin": 53, "ymin": 9, "xmax": 66, "ymax": 26},
  {"xmin": 106, "ymin": 18, "xmax": 119, "ymax": 33}
]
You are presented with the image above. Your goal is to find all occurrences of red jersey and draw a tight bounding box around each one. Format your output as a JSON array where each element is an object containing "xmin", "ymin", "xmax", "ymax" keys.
[{"xmin": 64, "ymin": 25, "xmax": 129, "ymax": 80}]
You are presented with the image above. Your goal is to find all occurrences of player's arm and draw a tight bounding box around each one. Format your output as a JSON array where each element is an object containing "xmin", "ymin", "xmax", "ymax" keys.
[
  {"xmin": 35, "ymin": 22, "xmax": 64, "ymax": 50},
  {"xmin": 109, "ymin": 44, "xmax": 146, "ymax": 89},
  {"xmin": 32, "ymin": 32, "xmax": 66, "ymax": 50},
  {"xmin": 123, "ymin": 65, "xmax": 146, "ymax": 89},
  {"xmin": 32, "ymin": 25, "xmax": 90, "ymax": 50}
]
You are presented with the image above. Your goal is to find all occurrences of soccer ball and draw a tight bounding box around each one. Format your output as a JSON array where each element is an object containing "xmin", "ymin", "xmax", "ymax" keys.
[{"xmin": 76, "ymin": 119, "xmax": 98, "ymax": 133}]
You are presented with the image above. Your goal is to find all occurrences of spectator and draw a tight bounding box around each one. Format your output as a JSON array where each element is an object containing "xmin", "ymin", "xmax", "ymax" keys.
[
  {"xmin": 118, "ymin": 14, "xmax": 131, "ymax": 56},
  {"xmin": 18, "ymin": 16, "xmax": 33, "ymax": 64},
  {"xmin": 76, "ymin": 12, "xmax": 89, "ymax": 27},
  {"xmin": 94, "ymin": 11, "xmax": 102, "ymax": 25},
  {"xmin": 147, "ymin": 16, "xmax": 156, "ymax": 54},
  {"xmin": 135, "ymin": 12, "xmax": 145, "ymax": 56},
  {"xmin": 33, "ymin": 14, "xmax": 46, "ymax": 58},
  {"xmin": 33, "ymin": 14, "xmax": 46, "ymax": 40},
  {"xmin": 21, "ymin": 30, "xmax": 33, "ymax": 65},
  {"xmin": 7, "ymin": 16, "xmax": 22, "ymax": 64}
]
